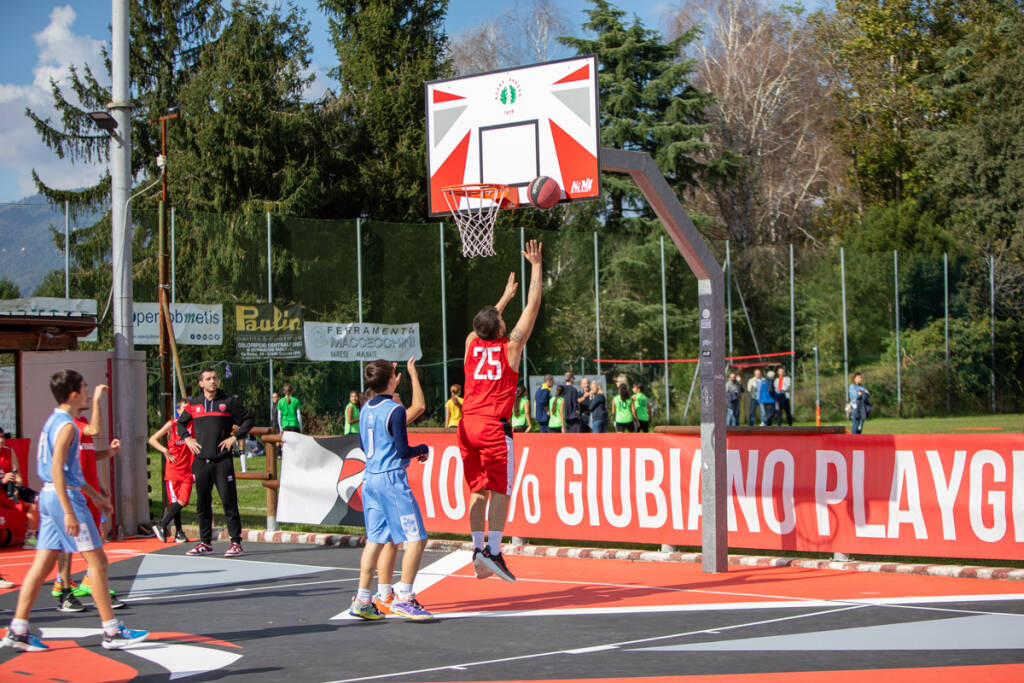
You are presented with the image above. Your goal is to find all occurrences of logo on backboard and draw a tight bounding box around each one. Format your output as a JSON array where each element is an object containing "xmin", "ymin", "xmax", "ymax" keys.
[
  {"xmin": 570, "ymin": 178, "xmax": 594, "ymax": 194},
  {"xmin": 495, "ymin": 76, "xmax": 522, "ymax": 113}
]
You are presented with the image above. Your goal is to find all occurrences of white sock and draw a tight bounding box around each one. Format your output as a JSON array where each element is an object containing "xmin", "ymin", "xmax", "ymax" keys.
[
  {"xmin": 395, "ymin": 582, "xmax": 413, "ymax": 601},
  {"xmin": 488, "ymin": 531, "xmax": 503, "ymax": 554},
  {"xmin": 10, "ymin": 618, "xmax": 28, "ymax": 635},
  {"xmin": 376, "ymin": 583, "xmax": 392, "ymax": 598},
  {"xmin": 356, "ymin": 588, "xmax": 372, "ymax": 602},
  {"xmin": 471, "ymin": 531, "xmax": 484, "ymax": 550},
  {"xmin": 102, "ymin": 618, "xmax": 120, "ymax": 635}
]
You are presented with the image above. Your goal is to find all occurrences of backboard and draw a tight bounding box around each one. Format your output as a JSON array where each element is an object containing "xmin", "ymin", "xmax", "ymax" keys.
[{"xmin": 426, "ymin": 56, "xmax": 601, "ymax": 216}]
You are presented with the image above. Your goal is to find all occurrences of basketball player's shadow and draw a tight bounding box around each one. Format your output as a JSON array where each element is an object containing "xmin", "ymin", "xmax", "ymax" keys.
[{"xmin": 433, "ymin": 579, "xmax": 695, "ymax": 612}]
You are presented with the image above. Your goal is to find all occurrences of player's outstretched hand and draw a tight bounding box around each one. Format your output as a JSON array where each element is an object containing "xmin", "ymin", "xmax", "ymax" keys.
[
  {"xmin": 501, "ymin": 271, "xmax": 519, "ymax": 300},
  {"xmin": 108, "ymin": 438, "xmax": 121, "ymax": 454},
  {"xmin": 406, "ymin": 356, "xmax": 417, "ymax": 376},
  {"xmin": 93, "ymin": 384, "xmax": 109, "ymax": 402},
  {"xmin": 522, "ymin": 239, "xmax": 542, "ymax": 266}
]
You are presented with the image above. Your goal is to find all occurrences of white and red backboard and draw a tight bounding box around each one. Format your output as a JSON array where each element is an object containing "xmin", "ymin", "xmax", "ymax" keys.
[{"xmin": 426, "ymin": 56, "xmax": 601, "ymax": 216}]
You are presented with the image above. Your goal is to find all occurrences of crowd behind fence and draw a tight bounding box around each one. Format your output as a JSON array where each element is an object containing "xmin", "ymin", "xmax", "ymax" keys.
[{"xmin": 55, "ymin": 207, "xmax": 1018, "ymax": 435}]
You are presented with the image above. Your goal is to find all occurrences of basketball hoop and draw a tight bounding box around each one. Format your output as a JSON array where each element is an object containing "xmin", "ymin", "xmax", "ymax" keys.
[{"xmin": 442, "ymin": 184, "xmax": 516, "ymax": 258}]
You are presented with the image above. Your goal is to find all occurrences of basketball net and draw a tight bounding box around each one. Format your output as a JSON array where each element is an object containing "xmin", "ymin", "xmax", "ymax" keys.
[{"xmin": 442, "ymin": 184, "xmax": 516, "ymax": 258}]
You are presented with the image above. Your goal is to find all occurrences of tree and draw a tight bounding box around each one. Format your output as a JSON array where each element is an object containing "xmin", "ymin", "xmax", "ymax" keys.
[
  {"xmin": 449, "ymin": 0, "xmax": 572, "ymax": 75},
  {"xmin": 0, "ymin": 278, "xmax": 20, "ymax": 299},
  {"xmin": 560, "ymin": 0, "xmax": 720, "ymax": 232},
  {"xmin": 677, "ymin": 0, "xmax": 845, "ymax": 246},
  {"xmin": 321, "ymin": 0, "xmax": 451, "ymax": 222}
]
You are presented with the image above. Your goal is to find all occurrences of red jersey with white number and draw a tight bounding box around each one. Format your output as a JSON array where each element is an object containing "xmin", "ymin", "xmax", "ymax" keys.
[
  {"xmin": 462, "ymin": 336, "xmax": 518, "ymax": 419},
  {"xmin": 164, "ymin": 417, "xmax": 195, "ymax": 481},
  {"xmin": 74, "ymin": 416, "xmax": 100, "ymax": 490}
]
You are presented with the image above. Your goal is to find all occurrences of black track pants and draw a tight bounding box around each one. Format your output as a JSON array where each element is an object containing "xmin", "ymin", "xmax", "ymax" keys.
[{"xmin": 194, "ymin": 455, "xmax": 242, "ymax": 544}]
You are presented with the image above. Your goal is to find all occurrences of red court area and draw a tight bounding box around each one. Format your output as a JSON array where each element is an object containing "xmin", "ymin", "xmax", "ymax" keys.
[
  {"xmin": 0, "ymin": 537, "xmax": 166, "ymax": 594},
  {"xmin": 419, "ymin": 553, "xmax": 1024, "ymax": 614}
]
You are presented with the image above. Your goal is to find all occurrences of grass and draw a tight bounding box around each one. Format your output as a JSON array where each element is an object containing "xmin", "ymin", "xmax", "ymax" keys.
[{"xmin": 792, "ymin": 412, "xmax": 1023, "ymax": 434}]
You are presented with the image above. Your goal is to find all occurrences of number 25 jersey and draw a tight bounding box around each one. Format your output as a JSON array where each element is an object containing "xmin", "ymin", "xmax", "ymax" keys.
[{"xmin": 462, "ymin": 336, "xmax": 518, "ymax": 419}]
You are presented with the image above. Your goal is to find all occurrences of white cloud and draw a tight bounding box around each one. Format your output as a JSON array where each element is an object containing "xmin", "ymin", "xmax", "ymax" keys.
[{"xmin": 0, "ymin": 6, "xmax": 107, "ymax": 203}]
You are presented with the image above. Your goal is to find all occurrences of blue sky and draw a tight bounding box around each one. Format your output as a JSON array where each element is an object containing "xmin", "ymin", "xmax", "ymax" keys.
[{"xmin": 0, "ymin": 1, "xmax": 802, "ymax": 204}]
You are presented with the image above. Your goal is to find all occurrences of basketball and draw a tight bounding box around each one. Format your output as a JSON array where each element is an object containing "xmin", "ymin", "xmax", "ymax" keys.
[{"xmin": 528, "ymin": 176, "xmax": 561, "ymax": 210}]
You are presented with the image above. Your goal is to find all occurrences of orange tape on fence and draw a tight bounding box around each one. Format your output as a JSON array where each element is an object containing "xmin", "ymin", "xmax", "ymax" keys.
[{"xmin": 593, "ymin": 350, "xmax": 796, "ymax": 364}]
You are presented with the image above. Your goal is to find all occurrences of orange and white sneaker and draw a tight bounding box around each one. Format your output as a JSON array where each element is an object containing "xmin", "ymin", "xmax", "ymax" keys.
[
  {"xmin": 372, "ymin": 591, "xmax": 395, "ymax": 616},
  {"xmin": 472, "ymin": 548, "xmax": 494, "ymax": 579}
]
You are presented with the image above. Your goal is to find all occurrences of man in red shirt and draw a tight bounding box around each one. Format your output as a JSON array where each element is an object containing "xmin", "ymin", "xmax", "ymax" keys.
[
  {"xmin": 147, "ymin": 399, "xmax": 195, "ymax": 542},
  {"xmin": 458, "ymin": 239, "xmax": 542, "ymax": 583}
]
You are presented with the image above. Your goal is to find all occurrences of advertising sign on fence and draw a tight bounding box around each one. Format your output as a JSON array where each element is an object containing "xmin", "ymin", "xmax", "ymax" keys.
[
  {"xmin": 303, "ymin": 322, "xmax": 423, "ymax": 362},
  {"xmin": 132, "ymin": 303, "xmax": 223, "ymax": 346},
  {"xmin": 277, "ymin": 431, "xmax": 1024, "ymax": 561},
  {"xmin": 234, "ymin": 303, "xmax": 303, "ymax": 360}
]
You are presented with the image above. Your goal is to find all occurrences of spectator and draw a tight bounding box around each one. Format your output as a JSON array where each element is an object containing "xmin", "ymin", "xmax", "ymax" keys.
[
  {"xmin": 774, "ymin": 366, "xmax": 793, "ymax": 426},
  {"xmin": 510, "ymin": 384, "xmax": 532, "ymax": 433},
  {"xmin": 548, "ymin": 385, "xmax": 565, "ymax": 432},
  {"xmin": 344, "ymin": 391, "xmax": 361, "ymax": 435},
  {"xmin": 632, "ymin": 382, "xmax": 650, "ymax": 432},
  {"xmin": 269, "ymin": 392, "xmax": 280, "ymax": 433},
  {"xmin": 534, "ymin": 376, "xmax": 553, "ymax": 433},
  {"xmin": 561, "ymin": 373, "xmax": 582, "ymax": 433},
  {"xmin": 746, "ymin": 369, "xmax": 763, "ymax": 426},
  {"xmin": 613, "ymin": 383, "xmax": 635, "ymax": 432},
  {"xmin": 578, "ymin": 378, "xmax": 592, "ymax": 432},
  {"xmin": 725, "ymin": 373, "xmax": 742, "ymax": 426},
  {"xmin": 0, "ymin": 428, "xmax": 37, "ymax": 548},
  {"xmin": 178, "ymin": 367, "xmax": 254, "ymax": 558},
  {"xmin": 444, "ymin": 385, "xmax": 462, "ymax": 431},
  {"xmin": 276, "ymin": 383, "xmax": 303, "ymax": 434},
  {"xmin": 758, "ymin": 370, "xmax": 777, "ymax": 426},
  {"xmin": 587, "ymin": 382, "xmax": 608, "ymax": 433},
  {"xmin": 848, "ymin": 372, "xmax": 871, "ymax": 434}
]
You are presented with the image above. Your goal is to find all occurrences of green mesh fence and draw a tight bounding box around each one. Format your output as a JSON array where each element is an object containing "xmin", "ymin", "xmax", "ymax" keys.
[{"xmin": 112, "ymin": 206, "xmax": 1021, "ymax": 436}]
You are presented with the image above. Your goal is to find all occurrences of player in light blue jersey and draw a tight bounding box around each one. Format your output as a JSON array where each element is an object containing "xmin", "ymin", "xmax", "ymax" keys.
[
  {"xmin": 348, "ymin": 359, "xmax": 432, "ymax": 621},
  {"xmin": 1, "ymin": 370, "xmax": 148, "ymax": 653}
]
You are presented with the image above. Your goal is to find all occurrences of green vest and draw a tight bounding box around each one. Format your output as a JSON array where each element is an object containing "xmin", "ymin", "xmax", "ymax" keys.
[
  {"xmin": 613, "ymin": 395, "xmax": 633, "ymax": 423},
  {"xmin": 277, "ymin": 396, "xmax": 301, "ymax": 429},
  {"xmin": 510, "ymin": 397, "xmax": 529, "ymax": 428},
  {"xmin": 633, "ymin": 392, "xmax": 650, "ymax": 421},
  {"xmin": 548, "ymin": 397, "xmax": 564, "ymax": 429},
  {"xmin": 344, "ymin": 402, "xmax": 360, "ymax": 435}
]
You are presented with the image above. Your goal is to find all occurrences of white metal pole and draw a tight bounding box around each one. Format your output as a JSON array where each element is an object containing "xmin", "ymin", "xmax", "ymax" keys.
[
  {"xmin": 594, "ymin": 232, "xmax": 601, "ymax": 376},
  {"xmin": 520, "ymin": 227, "xmax": 527, "ymax": 377},
  {"xmin": 439, "ymin": 222, "xmax": 448, "ymax": 393},
  {"xmin": 726, "ymin": 239, "xmax": 733, "ymax": 356},
  {"xmin": 357, "ymin": 218, "xmax": 364, "ymax": 393},
  {"xmin": 789, "ymin": 243, "xmax": 795, "ymax": 410},
  {"xmin": 266, "ymin": 211, "xmax": 277, "ymax": 530},
  {"xmin": 894, "ymin": 250, "xmax": 901, "ymax": 412},
  {"xmin": 840, "ymin": 247, "xmax": 849, "ymax": 393},
  {"xmin": 813, "ymin": 345, "xmax": 820, "ymax": 425},
  {"xmin": 990, "ymin": 255, "xmax": 996, "ymax": 413},
  {"xmin": 64, "ymin": 200, "xmax": 70, "ymax": 298},
  {"xmin": 944, "ymin": 252, "xmax": 950, "ymax": 413},
  {"xmin": 660, "ymin": 236, "xmax": 669, "ymax": 421},
  {"xmin": 110, "ymin": 0, "xmax": 140, "ymax": 536}
]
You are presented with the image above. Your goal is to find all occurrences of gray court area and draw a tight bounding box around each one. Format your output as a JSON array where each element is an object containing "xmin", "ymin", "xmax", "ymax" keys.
[{"xmin": 2, "ymin": 543, "xmax": 1024, "ymax": 681}]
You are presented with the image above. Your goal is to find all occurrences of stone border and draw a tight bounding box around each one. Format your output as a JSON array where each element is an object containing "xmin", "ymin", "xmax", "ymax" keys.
[{"xmin": 190, "ymin": 527, "xmax": 1024, "ymax": 581}]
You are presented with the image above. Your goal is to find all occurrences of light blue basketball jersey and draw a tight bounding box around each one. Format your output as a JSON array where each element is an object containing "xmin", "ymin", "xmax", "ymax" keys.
[
  {"xmin": 359, "ymin": 397, "xmax": 405, "ymax": 475},
  {"xmin": 37, "ymin": 408, "xmax": 86, "ymax": 487}
]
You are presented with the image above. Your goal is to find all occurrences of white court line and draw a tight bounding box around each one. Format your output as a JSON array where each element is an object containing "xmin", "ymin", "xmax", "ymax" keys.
[{"xmin": 323, "ymin": 604, "xmax": 867, "ymax": 683}]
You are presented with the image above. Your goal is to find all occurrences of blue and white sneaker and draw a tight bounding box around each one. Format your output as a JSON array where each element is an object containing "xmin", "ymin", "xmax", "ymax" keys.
[
  {"xmin": 1, "ymin": 629, "xmax": 48, "ymax": 652},
  {"xmin": 101, "ymin": 624, "xmax": 149, "ymax": 650},
  {"xmin": 348, "ymin": 597, "xmax": 385, "ymax": 620},
  {"xmin": 391, "ymin": 596, "xmax": 433, "ymax": 621}
]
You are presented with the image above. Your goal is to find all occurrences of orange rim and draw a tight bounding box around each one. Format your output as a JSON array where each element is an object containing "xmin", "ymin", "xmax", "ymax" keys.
[{"xmin": 441, "ymin": 183, "xmax": 517, "ymax": 209}]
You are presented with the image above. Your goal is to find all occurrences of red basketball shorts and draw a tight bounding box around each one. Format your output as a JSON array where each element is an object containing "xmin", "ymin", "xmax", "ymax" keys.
[
  {"xmin": 166, "ymin": 479, "xmax": 193, "ymax": 506},
  {"xmin": 457, "ymin": 415, "xmax": 514, "ymax": 495}
]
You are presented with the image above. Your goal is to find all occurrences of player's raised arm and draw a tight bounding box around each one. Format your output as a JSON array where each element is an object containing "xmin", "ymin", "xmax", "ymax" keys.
[
  {"xmin": 506, "ymin": 239, "xmax": 542, "ymax": 366},
  {"xmin": 405, "ymin": 357, "xmax": 425, "ymax": 423}
]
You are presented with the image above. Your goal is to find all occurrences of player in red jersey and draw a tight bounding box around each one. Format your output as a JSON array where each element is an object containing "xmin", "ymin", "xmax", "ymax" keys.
[
  {"xmin": 147, "ymin": 399, "xmax": 195, "ymax": 543},
  {"xmin": 458, "ymin": 239, "xmax": 542, "ymax": 583}
]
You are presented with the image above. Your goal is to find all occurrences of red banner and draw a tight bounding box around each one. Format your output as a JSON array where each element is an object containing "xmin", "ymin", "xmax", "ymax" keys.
[{"xmin": 402, "ymin": 432, "xmax": 1024, "ymax": 561}]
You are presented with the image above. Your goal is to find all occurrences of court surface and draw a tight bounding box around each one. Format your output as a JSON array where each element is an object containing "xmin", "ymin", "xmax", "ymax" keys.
[{"xmin": 2, "ymin": 539, "xmax": 1024, "ymax": 682}]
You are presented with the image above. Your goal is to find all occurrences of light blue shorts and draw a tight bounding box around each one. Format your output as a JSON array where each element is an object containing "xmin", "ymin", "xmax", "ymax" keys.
[
  {"xmin": 362, "ymin": 469, "xmax": 426, "ymax": 545},
  {"xmin": 36, "ymin": 485, "xmax": 102, "ymax": 553}
]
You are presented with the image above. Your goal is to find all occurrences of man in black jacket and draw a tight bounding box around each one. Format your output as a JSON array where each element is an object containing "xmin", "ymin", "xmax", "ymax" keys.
[{"xmin": 177, "ymin": 367, "xmax": 253, "ymax": 557}]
